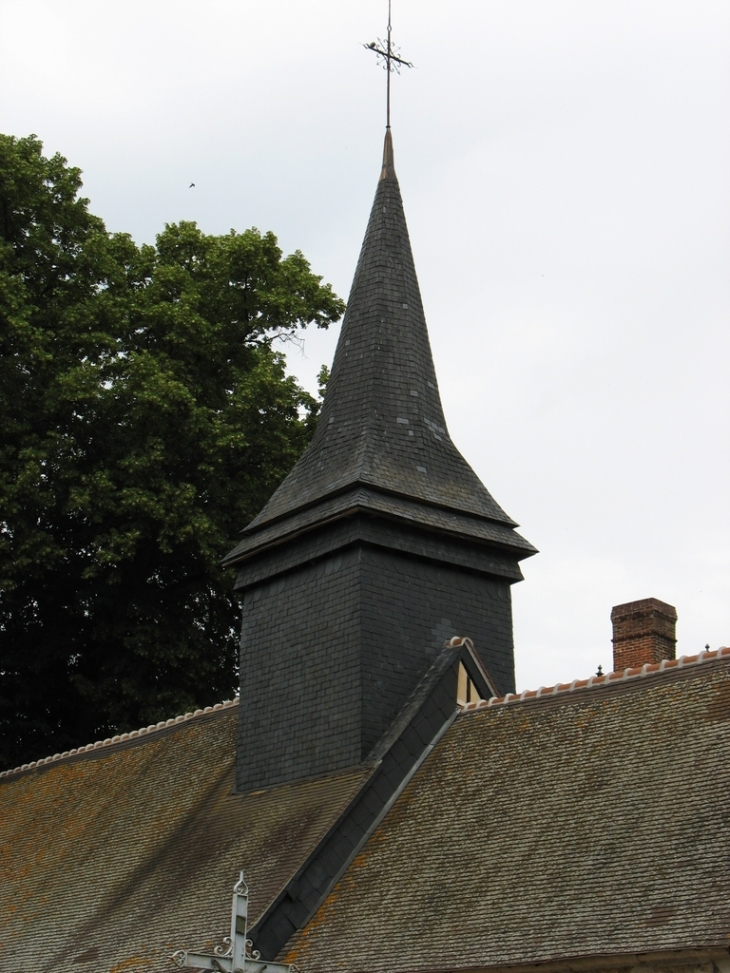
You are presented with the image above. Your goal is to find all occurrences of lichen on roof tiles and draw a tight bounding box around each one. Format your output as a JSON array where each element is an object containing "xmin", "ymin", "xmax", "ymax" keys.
[
  {"xmin": 0, "ymin": 704, "xmax": 368, "ymax": 973},
  {"xmin": 284, "ymin": 654, "xmax": 730, "ymax": 973}
]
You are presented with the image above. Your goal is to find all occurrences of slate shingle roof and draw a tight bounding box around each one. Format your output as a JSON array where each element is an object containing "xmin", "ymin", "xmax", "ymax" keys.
[
  {"xmin": 0, "ymin": 702, "xmax": 368, "ymax": 973},
  {"xmin": 284, "ymin": 651, "xmax": 730, "ymax": 973},
  {"xmin": 225, "ymin": 133, "xmax": 534, "ymax": 569},
  {"xmin": 3, "ymin": 651, "xmax": 728, "ymax": 973}
]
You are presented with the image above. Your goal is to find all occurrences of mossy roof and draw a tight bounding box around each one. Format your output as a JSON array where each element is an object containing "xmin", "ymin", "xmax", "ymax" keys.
[
  {"xmin": 286, "ymin": 653, "xmax": 730, "ymax": 973},
  {"xmin": 0, "ymin": 702, "xmax": 367, "ymax": 973}
]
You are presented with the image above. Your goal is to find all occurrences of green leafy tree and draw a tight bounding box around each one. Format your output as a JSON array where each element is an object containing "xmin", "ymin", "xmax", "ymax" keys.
[{"xmin": 0, "ymin": 134, "xmax": 345, "ymax": 769}]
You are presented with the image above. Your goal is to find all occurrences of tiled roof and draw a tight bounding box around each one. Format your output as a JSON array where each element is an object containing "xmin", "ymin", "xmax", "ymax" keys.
[
  {"xmin": 225, "ymin": 132, "xmax": 533, "ymax": 568},
  {"xmin": 471, "ymin": 645, "xmax": 730, "ymax": 709},
  {"xmin": 0, "ymin": 697, "xmax": 239, "ymax": 780},
  {"xmin": 0, "ymin": 703, "xmax": 368, "ymax": 973},
  {"xmin": 7, "ymin": 649, "xmax": 724, "ymax": 785},
  {"xmin": 3, "ymin": 647, "xmax": 728, "ymax": 972},
  {"xmin": 285, "ymin": 651, "xmax": 730, "ymax": 972}
]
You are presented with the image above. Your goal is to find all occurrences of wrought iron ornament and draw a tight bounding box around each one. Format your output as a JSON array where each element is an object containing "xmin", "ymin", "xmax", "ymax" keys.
[
  {"xmin": 364, "ymin": 0, "xmax": 413, "ymax": 129},
  {"xmin": 172, "ymin": 872, "xmax": 298, "ymax": 973}
]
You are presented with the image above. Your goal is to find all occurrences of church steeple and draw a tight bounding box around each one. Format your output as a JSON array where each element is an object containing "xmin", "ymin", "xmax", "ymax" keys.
[
  {"xmin": 226, "ymin": 133, "xmax": 535, "ymax": 794},
  {"xmin": 226, "ymin": 134, "xmax": 533, "ymax": 566}
]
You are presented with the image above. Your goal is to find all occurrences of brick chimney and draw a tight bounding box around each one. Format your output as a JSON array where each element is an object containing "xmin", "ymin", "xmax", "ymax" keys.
[{"xmin": 611, "ymin": 598, "xmax": 677, "ymax": 672}]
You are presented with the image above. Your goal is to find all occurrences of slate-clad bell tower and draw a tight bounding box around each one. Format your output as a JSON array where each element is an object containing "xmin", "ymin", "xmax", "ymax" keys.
[{"xmin": 224, "ymin": 132, "xmax": 535, "ymax": 792}]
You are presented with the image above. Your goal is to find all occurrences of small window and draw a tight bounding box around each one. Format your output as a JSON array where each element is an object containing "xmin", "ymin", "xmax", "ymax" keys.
[{"xmin": 457, "ymin": 661, "xmax": 484, "ymax": 706}]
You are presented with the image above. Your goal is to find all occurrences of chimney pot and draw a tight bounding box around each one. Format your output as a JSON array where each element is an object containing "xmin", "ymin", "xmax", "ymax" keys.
[{"xmin": 611, "ymin": 598, "xmax": 677, "ymax": 672}]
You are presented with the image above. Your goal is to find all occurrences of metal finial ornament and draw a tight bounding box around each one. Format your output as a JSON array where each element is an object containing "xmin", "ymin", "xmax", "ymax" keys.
[
  {"xmin": 364, "ymin": 0, "xmax": 413, "ymax": 129},
  {"xmin": 172, "ymin": 872, "xmax": 296, "ymax": 973}
]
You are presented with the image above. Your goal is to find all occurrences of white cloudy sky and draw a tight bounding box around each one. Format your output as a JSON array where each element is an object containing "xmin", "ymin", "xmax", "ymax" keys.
[{"xmin": 2, "ymin": 0, "xmax": 728, "ymax": 691}]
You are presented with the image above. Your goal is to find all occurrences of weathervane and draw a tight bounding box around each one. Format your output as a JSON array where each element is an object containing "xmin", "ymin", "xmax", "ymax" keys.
[{"xmin": 364, "ymin": 0, "xmax": 413, "ymax": 129}]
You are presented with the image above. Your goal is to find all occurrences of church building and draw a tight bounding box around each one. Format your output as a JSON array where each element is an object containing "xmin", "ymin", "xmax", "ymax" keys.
[{"xmin": 1, "ymin": 131, "xmax": 728, "ymax": 973}]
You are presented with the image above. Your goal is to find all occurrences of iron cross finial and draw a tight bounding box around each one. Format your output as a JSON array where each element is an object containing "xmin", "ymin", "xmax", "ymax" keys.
[{"xmin": 363, "ymin": 0, "xmax": 413, "ymax": 130}]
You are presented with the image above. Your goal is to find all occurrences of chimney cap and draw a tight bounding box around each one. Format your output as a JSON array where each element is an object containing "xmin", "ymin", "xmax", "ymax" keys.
[{"xmin": 611, "ymin": 597, "xmax": 677, "ymax": 621}]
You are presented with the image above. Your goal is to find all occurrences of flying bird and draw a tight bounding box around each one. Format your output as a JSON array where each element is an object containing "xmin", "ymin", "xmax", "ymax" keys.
[{"xmin": 189, "ymin": 182, "xmax": 195, "ymax": 188}]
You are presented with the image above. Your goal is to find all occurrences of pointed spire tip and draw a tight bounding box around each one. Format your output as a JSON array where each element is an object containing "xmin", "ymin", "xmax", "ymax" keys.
[{"xmin": 380, "ymin": 129, "xmax": 396, "ymax": 181}]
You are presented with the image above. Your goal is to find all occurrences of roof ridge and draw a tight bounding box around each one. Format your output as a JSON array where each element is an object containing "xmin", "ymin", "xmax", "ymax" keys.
[
  {"xmin": 0, "ymin": 697, "xmax": 239, "ymax": 781},
  {"xmin": 460, "ymin": 646, "xmax": 730, "ymax": 713}
]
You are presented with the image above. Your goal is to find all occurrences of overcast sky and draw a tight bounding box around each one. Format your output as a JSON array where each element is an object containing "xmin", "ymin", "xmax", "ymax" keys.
[{"xmin": 2, "ymin": 0, "xmax": 728, "ymax": 691}]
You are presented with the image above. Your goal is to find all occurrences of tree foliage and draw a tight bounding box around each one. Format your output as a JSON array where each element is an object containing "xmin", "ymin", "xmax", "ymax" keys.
[{"xmin": 0, "ymin": 134, "xmax": 345, "ymax": 769}]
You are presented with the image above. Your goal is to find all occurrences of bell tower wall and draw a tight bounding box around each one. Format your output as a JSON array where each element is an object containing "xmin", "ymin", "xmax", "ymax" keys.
[{"xmin": 236, "ymin": 537, "xmax": 515, "ymax": 792}]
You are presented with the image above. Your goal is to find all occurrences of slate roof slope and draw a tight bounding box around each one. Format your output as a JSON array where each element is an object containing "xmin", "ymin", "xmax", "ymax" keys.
[
  {"xmin": 285, "ymin": 652, "xmax": 730, "ymax": 973},
  {"xmin": 0, "ymin": 701, "xmax": 368, "ymax": 973},
  {"xmin": 225, "ymin": 133, "xmax": 534, "ymax": 567}
]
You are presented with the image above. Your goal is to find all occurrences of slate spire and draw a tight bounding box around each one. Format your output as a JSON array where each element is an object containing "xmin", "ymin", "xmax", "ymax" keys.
[
  {"xmin": 227, "ymin": 132, "xmax": 534, "ymax": 792},
  {"xmin": 226, "ymin": 133, "xmax": 534, "ymax": 565}
]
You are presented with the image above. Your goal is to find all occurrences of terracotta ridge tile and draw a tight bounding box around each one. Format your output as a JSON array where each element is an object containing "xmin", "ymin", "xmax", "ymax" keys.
[
  {"xmin": 459, "ymin": 646, "xmax": 730, "ymax": 714},
  {"xmin": 0, "ymin": 697, "xmax": 240, "ymax": 781}
]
